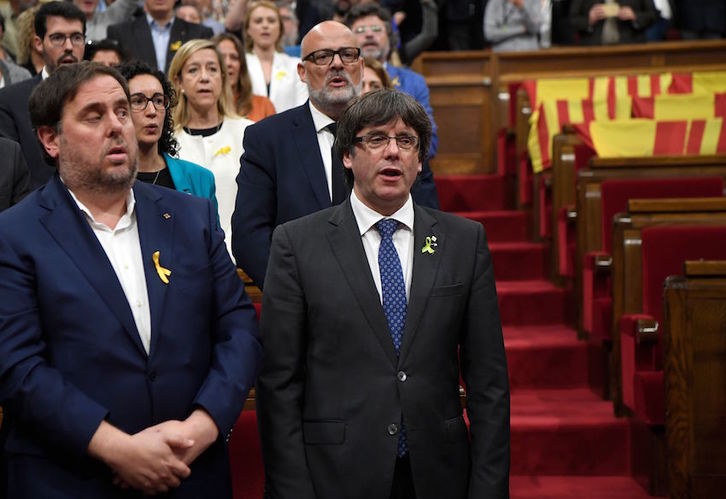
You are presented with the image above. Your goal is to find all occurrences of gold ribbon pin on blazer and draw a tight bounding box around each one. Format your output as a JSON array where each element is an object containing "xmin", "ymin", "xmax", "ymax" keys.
[{"xmin": 153, "ymin": 251, "xmax": 171, "ymax": 284}]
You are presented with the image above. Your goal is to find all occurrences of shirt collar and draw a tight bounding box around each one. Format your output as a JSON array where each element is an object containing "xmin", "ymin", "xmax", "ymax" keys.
[
  {"xmin": 67, "ymin": 186, "xmax": 136, "ymax": 231},
  {"xmin": 309, "ymin": 100, "xmax": 335, "ymax": 134},
  {"xmin": 350, "ymin": 189, "xmax": 414, "ymax": 236},
  {"xmin": 41, "ymin": 66, "xmax": 51, "ymax": 80},
  {"xmin": 147, "ymin": 13, "xmax": 174, "ymax": 30}
]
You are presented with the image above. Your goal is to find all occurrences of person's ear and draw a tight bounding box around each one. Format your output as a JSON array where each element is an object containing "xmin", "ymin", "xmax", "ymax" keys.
[
  {"xmin": 36, "ymin": 125, "xmax": 60, "ymax": 159},
  {"xmin": 297, "ymin": 61, "xmax": 307, "ymax": 84}
]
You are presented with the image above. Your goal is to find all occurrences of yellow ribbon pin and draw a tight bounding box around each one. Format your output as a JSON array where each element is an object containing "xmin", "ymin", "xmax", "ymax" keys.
[
  {"xmin": 170, "ymin": 40, "xmax": 182, "ymax": 52},
  {"xmin": 152, "ymin": 251, "xmax": 171, "ymax": 284},
  {"xmin": 421, "ymin": 236, "xmax": 437, "ymax": 254},
  {"xmin": 274, "ymin": 70, "xmax": 287, "ymax": 80},
  {"xmin": 214, "ymin": 145, "xmax": 231, "ymax": 157}
]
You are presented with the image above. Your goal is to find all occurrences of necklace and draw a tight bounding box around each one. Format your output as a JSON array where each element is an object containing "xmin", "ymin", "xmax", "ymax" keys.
[{"xmin": 151, "ymin": 169, "xmax": 161, "ymax": 185}]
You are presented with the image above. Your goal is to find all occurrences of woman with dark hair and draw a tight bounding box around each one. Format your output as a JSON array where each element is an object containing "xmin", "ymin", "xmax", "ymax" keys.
[
  {"xmin": 117, "ymin": 60, "xmax": 218, "ymax": 210},
  {"xmin": 84, "ymin": 38, "xmax": 125, "ymax": 66},
  {"xmin": 212, "ymin": 32, "xmax": 276, "ymax": 122}
]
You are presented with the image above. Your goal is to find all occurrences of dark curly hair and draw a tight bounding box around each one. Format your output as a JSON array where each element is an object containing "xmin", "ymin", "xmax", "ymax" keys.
[{"xmin": 117, "ymin": 60, "xmax": 179, "ymax": 157}]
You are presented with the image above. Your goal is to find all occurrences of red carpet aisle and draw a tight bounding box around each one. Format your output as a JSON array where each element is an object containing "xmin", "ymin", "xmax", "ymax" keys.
[{"xmin": 437, "ymin": 174, "xmax": 651, "ymax": 498}]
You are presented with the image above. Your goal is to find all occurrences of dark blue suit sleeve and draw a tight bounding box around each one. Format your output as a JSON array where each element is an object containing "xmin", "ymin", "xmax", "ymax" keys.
[
  {"xmin": 231, "ymin": 122, "xmax": 277, "ymax": 288},
  {"xmin": 0, "ymin": 228, "xmax": 109, "ymax": 457}
]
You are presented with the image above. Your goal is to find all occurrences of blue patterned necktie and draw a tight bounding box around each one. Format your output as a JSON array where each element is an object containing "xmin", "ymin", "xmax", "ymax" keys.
[{"xmin": 375, "ymin": 218, "xmax": 408, "ymax": 457}]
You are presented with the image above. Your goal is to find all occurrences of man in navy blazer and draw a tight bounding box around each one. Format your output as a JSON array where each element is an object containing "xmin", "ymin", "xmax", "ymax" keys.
[
  {"xmin": 107, "ymin": 0, "xmax": 213, "ymax": 74},
  {"xmin": 0, "ymin": 63, "xmax": 262, "ymax": 498},
  {"xmin": 231, "ymin": 21, "xmax": 438, "ymax": 288}
]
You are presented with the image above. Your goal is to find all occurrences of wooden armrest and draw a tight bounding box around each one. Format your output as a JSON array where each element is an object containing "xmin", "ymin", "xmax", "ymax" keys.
[
  {"xmin": 684, "ymin": 260, "xmax": 726, "ymax": 277},
  {"xmin": 636, "ymin": 318, "xmax": 659, "ymax": 345}
]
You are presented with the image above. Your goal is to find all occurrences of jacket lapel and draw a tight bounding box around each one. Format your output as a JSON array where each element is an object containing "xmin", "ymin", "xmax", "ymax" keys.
[
  {"xmin": 133, "ymin": 182, "xmax": 174, "ymax": 357},
  {"xmin": 134, "ymin": 17, "xmax": 158, "ymax": 70},
  {"xmin": 292, "ymin": 103, "xmax": 332, "ymax": 210},
  {"xmin": 326, "ymin": 201, "xmax": 399, "ymax": 366},
  {"xmin": 39, "ymin": 176, "xmax": 147, "ymax": 356},
  {"xmin": 399, "ymin": 206, "xmax": 441, "ymax": 362},
  {"xmin": 167, "ymin": 19, "xmax": 187, "ymax": 73}
]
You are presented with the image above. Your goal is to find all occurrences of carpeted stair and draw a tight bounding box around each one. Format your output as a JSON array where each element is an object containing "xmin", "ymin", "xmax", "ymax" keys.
[{"xmin": 436, "ymin": 173, "xmax": 652, "ymax": 498}]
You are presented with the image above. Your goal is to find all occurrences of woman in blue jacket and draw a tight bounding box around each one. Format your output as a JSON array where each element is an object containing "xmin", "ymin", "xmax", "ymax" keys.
[{"xmin": 118, "ymin": 60, "xmax": 219, "ymax": 213}]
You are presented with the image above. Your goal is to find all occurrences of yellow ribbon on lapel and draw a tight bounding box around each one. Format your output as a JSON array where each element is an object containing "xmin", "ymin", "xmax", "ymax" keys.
[
  {"xmin": 170, "ymin": 40, "xmax": 182, "ymax": 52},
  {"xmin": 421, "ymin": 235, "xmax": 437, "ymax": 254},
  {"xmin": 152, "ymin": 251, "xmax": 171, "ymax": 284},
  {"xmin": 214, "ymin": 145, "xmax": 231, "ymax": 157}
]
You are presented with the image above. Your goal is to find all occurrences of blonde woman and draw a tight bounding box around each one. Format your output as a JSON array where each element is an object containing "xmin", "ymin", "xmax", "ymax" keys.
[
  {"xmin": 244, "ymin": 0, "xmax": 307, "ymax": 113},
  {"xmin": 169, "ymin": 39, "xmax": 253, "ymax": 258}
]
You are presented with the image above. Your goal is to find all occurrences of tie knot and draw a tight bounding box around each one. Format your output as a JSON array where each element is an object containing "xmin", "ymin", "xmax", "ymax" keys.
[
  {"xmin": 376, "ymin": 218, "xmax": 398, "ymax": 238},
  {"xmin": 325, "ymin": 123, "xmax": 337, "ymax": 137}
]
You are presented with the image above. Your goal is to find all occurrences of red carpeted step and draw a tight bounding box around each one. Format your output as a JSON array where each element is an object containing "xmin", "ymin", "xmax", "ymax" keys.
[
  {"xmin": 436, "ymin": 174, "xmax": 512, "ymax": 212},
  {"xmin": 510, "ymin": 476, "xmax": 652, "ymax": 498},
  {"xmin": 490, "ymin": 242, "xmax": 548, "ymax": 281},
  {"xmin": 504, "ymin": 325, "xmax": 587, "ymax": 390},
  {"xmin": 496, "ymin": 280, "xmax": 572, "ymax": 326},
  {"xmin": 510, "ymin": 388, "xmax": 630, "ymax": 475},
  {"xmin": 455, "ymin": 210, "xmax": 531, "ymax": 243}
]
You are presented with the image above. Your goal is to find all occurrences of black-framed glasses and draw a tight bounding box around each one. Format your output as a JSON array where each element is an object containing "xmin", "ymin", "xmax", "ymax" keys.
[
  {"xmin": 353, "ymin": 25, "xmax": 385, "ymax": 34},
  {"xmin": 129, "ymin": 93, "xmax": 169, "ymax": 112},
  {"xmin": 354, "ymin": 134, "xmax": 419, "ymax": 151},
  {"xmin": 302, "ymin": 47, "xmax": 360, "ymax": 66},
  {"xmin": 47, "ymin": 32, "xmax": 85, "ymax": 47}
]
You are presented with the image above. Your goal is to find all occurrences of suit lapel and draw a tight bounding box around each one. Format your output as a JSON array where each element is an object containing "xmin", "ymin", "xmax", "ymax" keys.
[
  {"xmin": 134, "ymin": 17, "xmax": 158, "ymax": 70},
  {"xmin": 39, "ymin": 176, "xmax": 147, "ymax": 356},
  {"xmin": 167, "ymin": 19, "xmax": 187, "ymax": 73},
  {"xmin": 133, "ymin": 183, "xmax": 174, "ymax": 357},
  {"xmin": 399, "ymin": 206, "xmax": 441, "ymax": 362},
  {"xmin": 326, "ymin": 202, "xmax": 399, "ymax": 366},
  {"xmin": 292, "ymin": 104, "xmax": 332, "ymax": 210}
]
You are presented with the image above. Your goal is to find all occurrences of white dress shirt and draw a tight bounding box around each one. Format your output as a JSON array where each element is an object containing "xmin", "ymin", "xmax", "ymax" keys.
[
  {"xmin": 309, "ymin": 101, "xmax": 336, "ymax": 202},
  {"xmin": 350, "ymin": 190, "xmax": 415, "ymax": 303},
  {"xmin": 68, "ymin": 188, "xmax": 152, "ymax": 354}
]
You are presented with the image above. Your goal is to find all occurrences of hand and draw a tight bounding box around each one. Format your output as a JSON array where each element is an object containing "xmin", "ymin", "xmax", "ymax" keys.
[
  {"xmin": 88, "ymin": 421, "xmax": 193, "ymax": 496},
  {"xmin": 589, "ymin": 4, "xmax": 606, "ymax": 25},
  {"xmin": 148, "ymin": 409, "xmax": 219, "ymax": 466},
  {"xmin": 393, "ymin": 11, "xmax": 406, "ymax": 26},
  {"xmin": 618, "ymin": 6, "xmax": 636, "ymax": 21}
]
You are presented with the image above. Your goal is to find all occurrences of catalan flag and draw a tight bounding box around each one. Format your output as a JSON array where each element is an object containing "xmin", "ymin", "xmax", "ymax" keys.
[
  {"xmin": 574, "ymin": 118, "xmax": 726, "ymax": 158},
  {"xmin": 631, "ymin": 93, "xmax": 724, "ymax": 120}
]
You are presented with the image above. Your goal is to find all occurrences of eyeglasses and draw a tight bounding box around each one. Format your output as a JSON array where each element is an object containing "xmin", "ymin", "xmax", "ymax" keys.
[
  {"xmin": 302, "ymin": 47, "xmax": 360, "ymax": 66},
  {"xmin": 354, "ymin": 134, "xmax": 419, "ymax": 151},
  {"xmin": 129, "ymin": 93, "xmax": 169, "ymax": 112},
  {"xmin": 47, "ymin": 32, "xmax": 85, "ymax": 47},
  {"xmin": 353, "ymin": 25, "xmax": 385, "ymax": 34}
]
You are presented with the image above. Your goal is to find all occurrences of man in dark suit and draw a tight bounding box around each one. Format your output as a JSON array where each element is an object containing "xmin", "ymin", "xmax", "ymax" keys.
[
  {"xmin": 231, "ymin": 21, "xmax": 438, "ymax": 288},
  {"xmin": 0, "ymin": 1, "xmax": 86, "ymax": 189},
  {"xmin": 0, "ymin": 62, "xmax": 262, "ymax": 498},
  {"xmin": 0, "ymin": 137, "xmax": 29, "ymax": 211},
  {"xmin": 107, "ymin": 0, "xmax": 213, "ymax": 74},
  {"xmin": 569, "ymin": 0, "xmax": 657, "ymax": 44},
  {"xmin": 257, "ymin": 89, "xmax": 510, "ymax": 499}
]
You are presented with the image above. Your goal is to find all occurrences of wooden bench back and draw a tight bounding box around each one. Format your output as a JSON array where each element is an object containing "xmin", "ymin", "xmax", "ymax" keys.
[{"xmin": 664, "ymin": 260, "xmax": 726, "ymax": 499}]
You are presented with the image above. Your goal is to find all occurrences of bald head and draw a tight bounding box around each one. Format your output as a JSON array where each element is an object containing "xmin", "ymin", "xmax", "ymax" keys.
[
  {"xmin": 301, "ymin": 20, "xmax": 355, "ymax": 59},
  {"xmin": 297, "ymin": 20, "xmax": 363, "ymax": 120}
]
